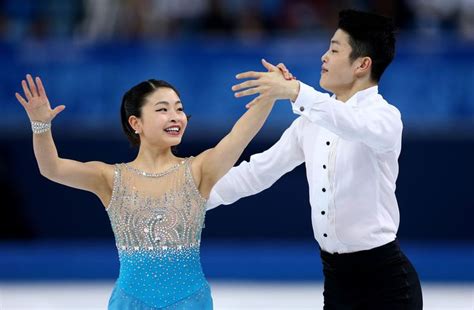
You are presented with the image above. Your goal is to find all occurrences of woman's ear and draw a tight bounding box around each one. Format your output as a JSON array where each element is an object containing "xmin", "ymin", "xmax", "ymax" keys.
[{"xmin": 129, "ymin": 115, "xmax": 141, "ymax": 134}]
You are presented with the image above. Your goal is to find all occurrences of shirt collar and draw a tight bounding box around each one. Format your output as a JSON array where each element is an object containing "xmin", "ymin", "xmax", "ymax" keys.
[{"xmin": 332, "ymin": 85, "xmax": 379, "ymax": 107}]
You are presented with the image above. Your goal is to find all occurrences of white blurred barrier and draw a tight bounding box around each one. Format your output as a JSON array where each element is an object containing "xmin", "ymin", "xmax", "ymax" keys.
[{"xmin": 0, "ymin": 281, "xmax": 473, "ymax": 309}]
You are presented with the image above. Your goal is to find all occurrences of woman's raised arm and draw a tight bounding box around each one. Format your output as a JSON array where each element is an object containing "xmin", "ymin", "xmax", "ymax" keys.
[{"xmin": 15, "ymin": 75, "xmax": 113, "ymax": 204}]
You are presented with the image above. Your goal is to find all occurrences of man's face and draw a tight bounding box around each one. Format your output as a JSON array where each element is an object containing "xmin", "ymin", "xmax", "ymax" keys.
[{"xmin": 319, "ymin": 29, "xmax": 359, "ymax": 94}]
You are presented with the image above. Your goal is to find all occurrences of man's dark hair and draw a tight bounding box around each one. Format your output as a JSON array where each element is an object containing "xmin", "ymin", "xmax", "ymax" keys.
[{"xmin": 338, "ymin": 9, "xmax": 396, "ymax": 82}]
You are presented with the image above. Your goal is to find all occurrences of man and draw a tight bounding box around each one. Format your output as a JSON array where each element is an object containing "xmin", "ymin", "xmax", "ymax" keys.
[{"xmin": 207, "ymin": 9, "xmax": 423, "ymax": 309}]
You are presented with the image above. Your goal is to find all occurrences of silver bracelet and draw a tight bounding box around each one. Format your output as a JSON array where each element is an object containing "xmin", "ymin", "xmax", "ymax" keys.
[{"xmin": 31, "ymin": 121, "xmax": 51, "ymax": 134}]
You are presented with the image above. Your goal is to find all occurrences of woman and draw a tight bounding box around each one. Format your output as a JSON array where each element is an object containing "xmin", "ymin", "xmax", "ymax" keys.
[{"xmin": 15, "ymin": 72, "xmax": 275, "ymax": 309}]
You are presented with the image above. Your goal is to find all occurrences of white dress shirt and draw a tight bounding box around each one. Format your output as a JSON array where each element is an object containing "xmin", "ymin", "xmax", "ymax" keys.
[{"xmin": 207, "ymin": 82, "xmax": 403, "ymax": 254}]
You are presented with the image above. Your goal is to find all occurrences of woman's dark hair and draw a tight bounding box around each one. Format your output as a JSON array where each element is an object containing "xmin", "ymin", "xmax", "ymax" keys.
[
  {"xmin": 338, "ymin": 9, "xmax": 396, "ymax": 82},
  {"xmin": 120, "ymin": 79, "xmax": 181, "ymax": 147}
]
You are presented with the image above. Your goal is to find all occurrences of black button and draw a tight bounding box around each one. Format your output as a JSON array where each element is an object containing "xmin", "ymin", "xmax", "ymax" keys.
[
  {"xmin": 321, "ymin": 211, "xmax": 326, "ymax": 215},
  {"xmin": 322, "ymin": 188, "xmax": 326, "ymax": 192},
  {"xmin": 323, "ymin": 165, "xmax": 326, "ymax": 169},
  {"xmin": 326, "ymin": 141, "xmax": 330, "ymax": 146},
  {"xmin": 323, "ymin": 233, "xmax": 328, "ymax": 237},
  {"xmin": 299, "ymin": 106, "xmax": 305, "ymax": 112}
]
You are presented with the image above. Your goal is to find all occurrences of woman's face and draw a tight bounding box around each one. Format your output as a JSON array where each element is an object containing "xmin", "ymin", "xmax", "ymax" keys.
[{"xmin": 134, "ymin": 87, "xmax": 188, "ymax": 148}]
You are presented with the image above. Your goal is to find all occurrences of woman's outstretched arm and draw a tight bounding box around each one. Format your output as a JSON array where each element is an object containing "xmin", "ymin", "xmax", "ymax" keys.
[
  {"xmin": 15, "ymin": 75, "xmax": 112, "ymax": 202},
  {"xmin": 193, "ymin": 62, "xmax": 284, "ymax": 198}
]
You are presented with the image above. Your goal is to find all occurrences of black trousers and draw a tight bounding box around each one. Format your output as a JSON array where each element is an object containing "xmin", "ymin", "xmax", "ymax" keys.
[{"xmin": 320, "ymin": 239, "xmax": 422, "ymax": 310}]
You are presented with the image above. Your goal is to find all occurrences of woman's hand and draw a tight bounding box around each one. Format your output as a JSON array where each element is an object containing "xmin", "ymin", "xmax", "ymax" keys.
[
  {"xmin": 277, "ymin": 62, "xmax": 296, "ymax": 81},
  {"xmin": 15, "ymin": 74, "xmax": 65, "ymax": 123}
]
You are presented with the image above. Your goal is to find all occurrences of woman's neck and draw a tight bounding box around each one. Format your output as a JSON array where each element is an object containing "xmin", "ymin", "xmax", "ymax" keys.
[{"xmin": 131, "ymin": 145, "xmax": 180, "ymax": 172}]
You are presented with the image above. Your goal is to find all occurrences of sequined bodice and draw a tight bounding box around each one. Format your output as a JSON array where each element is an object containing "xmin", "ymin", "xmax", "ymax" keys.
[
  {"xmin": 105, "ymin": 158, "xmax": 210, "ymax": 308},
  {"xmin": 106, "ymin": 158, "xmax": 206, "ymax": 251}
]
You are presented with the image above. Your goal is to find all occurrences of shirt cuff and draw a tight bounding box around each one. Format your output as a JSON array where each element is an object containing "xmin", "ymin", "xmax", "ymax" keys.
[
  {"xmin": 291, "ymin": 82, "xmax": 318, "ymax": 118},
  {"xmin": 291, "ymin": 82, "xmax": 335, "ymax": 120}
]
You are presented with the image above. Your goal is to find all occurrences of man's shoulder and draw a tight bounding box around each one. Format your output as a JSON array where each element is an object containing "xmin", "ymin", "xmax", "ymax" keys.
[{"xmin": 366, "ymin": 94, "xmax": 401, "ymax": 117}]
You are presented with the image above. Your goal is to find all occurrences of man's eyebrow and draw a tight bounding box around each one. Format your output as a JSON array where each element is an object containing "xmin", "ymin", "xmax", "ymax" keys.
[{"xmin": 331, "ymin": 40, "xmax": 341, "ymax": 45}]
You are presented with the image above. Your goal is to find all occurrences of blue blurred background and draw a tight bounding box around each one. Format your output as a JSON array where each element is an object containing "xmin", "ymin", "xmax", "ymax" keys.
[{"xmin": 0, "ymin": 0, "xmax": 473, "ymax": 287}]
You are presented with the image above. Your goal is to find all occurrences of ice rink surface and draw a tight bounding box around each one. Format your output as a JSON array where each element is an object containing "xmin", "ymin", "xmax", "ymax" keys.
[{"xmin": 1, "ymin": 281, "xmax": 472, "ymax": 310}]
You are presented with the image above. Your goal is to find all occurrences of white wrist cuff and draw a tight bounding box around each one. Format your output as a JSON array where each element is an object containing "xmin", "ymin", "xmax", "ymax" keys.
[{"xmin": 31, "ymin": 121, "xmax": 51, "ymax": 134}]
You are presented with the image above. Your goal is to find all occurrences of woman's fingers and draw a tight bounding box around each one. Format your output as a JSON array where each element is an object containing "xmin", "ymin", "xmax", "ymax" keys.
[
  {"xmin": 261, "ymin": 59, "xmax": 278, "ymax": 72},
  {"xmin": 52, "ymin": 105, "xmax": 66, "ymax": 118},
  {"xmin": 283, "ymin": 72, "xmax": 292, "ymax": 80},
  {"xmin": 277, "ymin": 63, "xmax": 287, "ymax": 71},
  {"xmin": 21, "ymin": 80, "xmax": 33, "ymax": 100},
  {"xmin": 277, "ymin": 63, "xmax": 293, "ymax": 80},
  {"xmin": 26, "ymin": 74, "xmax": 39, "ymax": 97},
  {"xmin": 15, "ymin": 92, "xmax": 28, "ymax": 108},
  {"xmin": 36, "ymin": 77, "xmax": 47, "ymax": 97}
]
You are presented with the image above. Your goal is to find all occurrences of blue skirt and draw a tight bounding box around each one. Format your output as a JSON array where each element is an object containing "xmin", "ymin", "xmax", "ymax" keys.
[
  {"xmin": 108, "ymin": 247, "xmax": 213, "ymax": 309},
  {"xmin": 108, "ymin": 283, "xmax": 213, "ymax": 309}
]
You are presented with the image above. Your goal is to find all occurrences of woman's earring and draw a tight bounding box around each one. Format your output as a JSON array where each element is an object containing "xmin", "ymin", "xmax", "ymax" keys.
[{"xmin": 135, "ymin": 130, "xmax": 139, "ymax": 134}]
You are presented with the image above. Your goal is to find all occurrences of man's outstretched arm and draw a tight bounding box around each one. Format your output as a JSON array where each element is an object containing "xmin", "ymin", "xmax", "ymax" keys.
[
  {"xmin": 207, "ymin": 118, "xmax": 305, "ymax": 210},
  {"xmin": 233, "ymin": 60, "xmax": 402, "ymax": 153}
]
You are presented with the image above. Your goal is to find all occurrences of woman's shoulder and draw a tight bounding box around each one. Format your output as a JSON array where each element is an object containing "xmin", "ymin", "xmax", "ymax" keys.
[
  {"xmin": 85, "ymin": 161, "xmax": 117, "ymax": 187},
  {"xmin": 188, "ymin": 150, "xmax": 212, "ymax": 170},
  {"xmin": 88, "ymin": 161, "xmax": 116, "ymax": 172},
  {"xmin": 186, "ymin": 151, "xmax": 211, "ymax": 184}
]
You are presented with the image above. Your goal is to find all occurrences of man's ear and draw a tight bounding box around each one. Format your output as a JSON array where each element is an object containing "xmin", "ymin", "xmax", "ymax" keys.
[{"xmin": 355, "ymin": 57, "xmax": 372, "ymax": 78}]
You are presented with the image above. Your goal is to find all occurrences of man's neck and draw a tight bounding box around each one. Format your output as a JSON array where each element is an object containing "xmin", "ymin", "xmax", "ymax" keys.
[{"xmin": 334, "ymin": 80, "xmax": 377, "ymax": 103}]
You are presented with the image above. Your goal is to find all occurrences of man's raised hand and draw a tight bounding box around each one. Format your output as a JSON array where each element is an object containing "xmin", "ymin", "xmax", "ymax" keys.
[{"xmin": 233, "ymin": 59, "xmax": 300, "ymax": 109}]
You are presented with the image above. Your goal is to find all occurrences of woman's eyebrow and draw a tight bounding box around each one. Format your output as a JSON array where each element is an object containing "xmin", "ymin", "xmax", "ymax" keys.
[{"xmin": 154, "ymin": 100, "xmax": 182, "ymax": 106}]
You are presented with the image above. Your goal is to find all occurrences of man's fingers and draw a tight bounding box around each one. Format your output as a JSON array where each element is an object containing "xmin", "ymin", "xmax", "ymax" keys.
[
  {"xmin": 232, "ymin": 80, "xmax": 258, "ymax": 91},
  {"xmin": 15, "ymin": 92, "xmax": 28, "ymax": 108},
  {"xmin": 245, "ymin": 95, "xmax": 265, "ymax": 109},
  {"xmin": 245, "ymin": 98, "xmax": 257, "ymax": 109},
  {"xmin": 236, "ymin": 71, "xmax": 262, "ymax": 80},
  {"xmin": 21, "ymin": 80, "xmax": 33, "ymax": 100},
  {"xmin": 26, "ymin": 74, "xmax": 39, "ymax": 97},
  {"xmin": 235, "ymin": 87, "xmax": 261, "ymax": 98}
]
